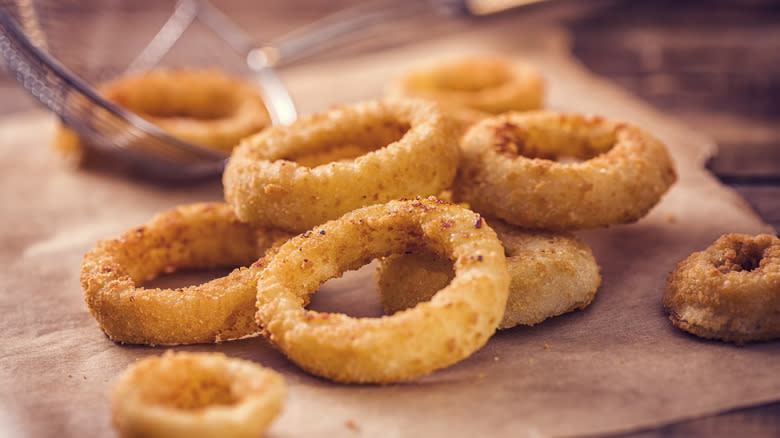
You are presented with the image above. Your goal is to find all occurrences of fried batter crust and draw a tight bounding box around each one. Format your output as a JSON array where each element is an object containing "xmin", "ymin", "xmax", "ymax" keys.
[
  {"xmin": 378, "ymin": 218, "xmax": 601, "ymax": 329},
  {"xmin": 255, "ymin": 197, "xmax": 510, "ymax": 383},
  {"xmin": 112, "ymin": 351, "xmax": 285, "ymax": 438},
  {"xmin": 53, "ymin": 68, "xmax": 270, "ymax": 162},
  {"xmin": 80, "ymin": 203, "xmax": 290, "ymax": 345},
  {"xmin": 223, "ymin": 98, "xmax": 460, "ymax": 233},
  {"xmin": 454, "ymin": 111, "xmax": 677, "ymax": 231},
  {"xmin": 387, "ymin": 54, "xmax": 545, "ymax": 135},
  {"xmin": 664, "ymin": 233, "xmax": 780, "ymax": 344}
]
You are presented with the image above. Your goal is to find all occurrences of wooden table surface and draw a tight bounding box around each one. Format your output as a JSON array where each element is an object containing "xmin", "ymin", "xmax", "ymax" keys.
[
  {"xmin": 0, "ymin": 0, "xmax": 777, "ymax": 436},
  {"xmin": 568, "ymin": 2, "xmax": 780, "ymax": 434}
]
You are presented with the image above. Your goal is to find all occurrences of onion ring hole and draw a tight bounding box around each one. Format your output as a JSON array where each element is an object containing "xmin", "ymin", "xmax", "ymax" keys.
[
  {"xmin": 281, "ymin": 120, "xmax": 410, "ymax": 168},
  {"xmin": 492, "ymin": 119, "xmax": 615, "ymax": 163},
  {"xmin": 137, "ymin": 362, "xmax": 239, "ymax": 410},
  {"xmin": 428, "ymin": 62, "xmax": 512, "ymax": 92},
  {"xmin": 713, "ymin": 238, "xmax": 769, "ymax": 273},
  {"xmin": 108, "ymin": 73, "xmax": 250, "ymax": 122},
  {"xmin": 142, "ymin": 267, "xmax": 237, "ymax": 291},
  {"xmin": 304, "ymin": 264, "xmax": 387, "ymax": 318}
]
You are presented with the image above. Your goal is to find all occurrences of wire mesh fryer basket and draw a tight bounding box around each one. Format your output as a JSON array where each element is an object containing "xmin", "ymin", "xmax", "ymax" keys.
[
  {"xmin": 0, "ymin": 0, "xmax": 526, "ymax": 179},
  {"xmin": 0, "ymin": 0, "xmax": 297, "ymax": 180}
]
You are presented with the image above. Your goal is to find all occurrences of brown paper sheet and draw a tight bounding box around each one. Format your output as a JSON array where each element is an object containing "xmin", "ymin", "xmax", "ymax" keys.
[{"xmin": 1, "ymin": 26, "xmax": 777, "ymax": 438}]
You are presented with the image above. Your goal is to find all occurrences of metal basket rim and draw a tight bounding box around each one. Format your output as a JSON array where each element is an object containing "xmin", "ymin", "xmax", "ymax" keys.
[{"xmin": 0, "ymin": 7, "xmax": 231, "ymax": 162}]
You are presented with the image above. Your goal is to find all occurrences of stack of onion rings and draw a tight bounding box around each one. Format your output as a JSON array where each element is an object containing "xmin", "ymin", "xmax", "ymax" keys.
[
  {"xmin": 255, "ymin": 197, "xmax": 510, "ymax": 383},
  {"xmin": 53, "ymin": 68, "xmax": 271, "ymax": 162},
  {"xmin": 223, "ymin": 98, "xmax": 460, "ymax": 232},
  {"xmin": 111, "ymin": 351, "xmax": 285, "ymax": 438},
  {"xmin": 378, "ymin": 218, "xmax": 602, "ymax": 329},
  {"xmin": 453, "ymin": 111, "xmax": 677, "ymax": 230},
  {"xmin": 80, "ymin": 203, "xmax": 291, "ymax": 346},
  {"xmin": 664, "ymin": 233, "xmax": 780, "ymax": 344}
]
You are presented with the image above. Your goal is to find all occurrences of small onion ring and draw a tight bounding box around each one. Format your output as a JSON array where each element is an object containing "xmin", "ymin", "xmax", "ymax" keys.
[
  {"xmin": 80, "ymin": 203, "xmax": 291, "ymax": 346},
  {"xmin": 255, "ymin": 197, "xmax": 510, "ymax": 383},
  {"xmin": 111, "ymin": 351, "xmax": 285, "ymax": 438},
  {"xmin": 223, "ymin": 98, "xmax": 460, "ymax": 233},
  {"xmin": 664, "ymin": 233, "xmax": 780, "ymax": 344},
  {"xmin": 387, "ymin": 54, "xmax": 545, "ymax": 116},
  {"xmin": 453, "ymin": 111, "xmax": 677, "ymax": 230},
  {"xmin": 53, "ymin": 68, "xmax": 270, "ymax": 162},
  {"xmin": 378, "ymin": 218, "xmax": 602, "ymax": 329}
]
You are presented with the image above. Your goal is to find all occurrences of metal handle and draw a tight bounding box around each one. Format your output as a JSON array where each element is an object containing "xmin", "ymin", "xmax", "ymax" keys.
[{"xmin": 196, "ymin": 0, "xmax": 463, "ymax": 69}]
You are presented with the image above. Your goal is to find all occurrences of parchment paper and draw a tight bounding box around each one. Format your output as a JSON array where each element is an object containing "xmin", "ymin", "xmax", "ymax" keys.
[{"xmin": 1, "ymin": 26, "xmax": 777, "ymax": 438}]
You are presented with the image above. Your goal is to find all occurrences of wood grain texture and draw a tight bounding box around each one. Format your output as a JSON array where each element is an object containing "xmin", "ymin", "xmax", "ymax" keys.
[
  {"xmin": 567, "ymin": 0, "xmax": 780, "ymax": 232},
  {"xmin": 567, "ymin": 1, "xmax": 780, "ymax": 435}
]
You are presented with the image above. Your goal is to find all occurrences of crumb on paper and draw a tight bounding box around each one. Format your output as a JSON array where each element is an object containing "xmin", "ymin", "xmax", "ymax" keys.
[
  {"xmin": 494, "ymin": 356, "xmax": 500, "ymax": 361},
  {"xmin": 345, "ymin": 420, "xmax": 358, "ymax": 431},
  {"xmin": 83, "ymin": 376, "xmax": 87, "ymax": 380},
  {"xmin": 544, "ymin": 343, "xmax": 550, "ymax": 350},
  {"xmin": 67, "ymin": 373, "xmax": 72, "ymax": 378}
]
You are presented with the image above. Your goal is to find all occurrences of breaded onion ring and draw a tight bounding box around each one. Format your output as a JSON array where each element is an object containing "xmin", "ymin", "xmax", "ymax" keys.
[
  {"xmin": 223, "ymin": 98, "xmax": 460, "ymax": 233},
  {"xmin": 387, "ymin": 55, "xmax": 544, "ymax": 116},
  {"xmin": 53, "ymin": 68, "xmax": 270, "ymax": 161},
  {"xmin": 664, "ymin": 233, "xmax": 780, "ymax": 344},
  {"xmin": 80, "ymin": 203, "xmax": 291, "ymax": 346},
  {"xmin": 111, "ymin": 351, "xmax": 285, "ymax": 438},
  {"xmin": 378, "ymin": 219, "xmax": 601, "ymax": 329},
  {"xmin": 255, "ymin": 197, "xmax": 510, "ymax": 383},
  {"xmin": 453, "ymin": 111, "xmax": 677, "ymax": 230}
]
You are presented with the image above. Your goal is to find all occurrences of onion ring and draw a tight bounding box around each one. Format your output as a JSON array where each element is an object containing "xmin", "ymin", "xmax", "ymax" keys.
[
  {"xmin": 453, "ymin": 111, "xmax": 677, "ymax": 230},
  {"xmin": 80, "ymin": 203, "xmax": 291, "ymax": 346},
  {"xmin": 111, "ymin": 351, "xmax": 285, "ymax": 438},
  {"xmin": 378, "ymin": 218, "xmax": 601, "ymax": 329},
  {"xmin": 255, "ymin": 197, "xmax": 510, "ymax": 383},
  {"xmin": 387, "ymin": 54, "xmax": 545, "ymax": 116},
  {"xmin": 53, "ymin": 68, "xmax": 270, "ymax": 162},
  {"xmin": 664, "ymin": 233, "xmax": 780, "ymax": 344},
  {"xmin": 223, "ymin": 98, "xmax": 460, "ymax": 233}
]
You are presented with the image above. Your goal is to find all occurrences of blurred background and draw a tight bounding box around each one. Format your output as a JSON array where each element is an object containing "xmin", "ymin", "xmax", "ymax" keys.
[{"xmin": 0, "ymin": 0, "xmax": 777, "ymax": 229}]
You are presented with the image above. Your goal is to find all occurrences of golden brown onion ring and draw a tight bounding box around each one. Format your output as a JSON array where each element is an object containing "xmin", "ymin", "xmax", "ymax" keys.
[
  {"xmin": 387, "ymin": 54, "xmax": 545, "ymax": 116},
  {"xmin": 111, "ymin": 351, "xmax": 285, "ymax": 438},
  {"xmin": 378, "ymin": 218, "xmax": 601, "ymax": 329},
  {"xmin": 664, "ymin": 233, "xmax": 780, "ymax": 344},
  {"xmin": 80, "ymin": 203, "xmax": 291, "ymax": 346},
  {"xmin": 453, "ymin": 111, "xmax": 677, "ymax": 230},
  {"xmin": 223, "ymin": 98, "xmax": 460, "ymax": 233},
  {"xmin": 53, "ymin": 68, "xmax": 270, "ymax": 162},
  {"xmin": 255, "ymin": 197, "xmax": 510, "ymax": 383}
]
